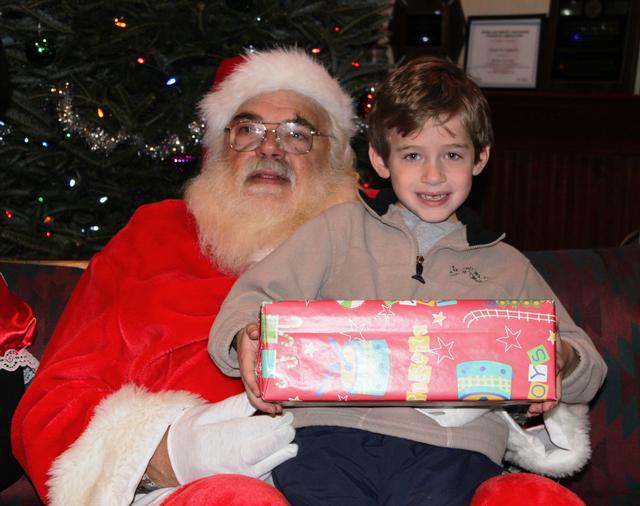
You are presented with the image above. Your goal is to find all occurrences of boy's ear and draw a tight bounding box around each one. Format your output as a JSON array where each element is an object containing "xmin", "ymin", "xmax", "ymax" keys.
[
  {"xmin": 368, "ymin": 145, "xmax": 391, "ymax": 179},
  {"xmin": 472, "ymin": 145, "xmax": 491, "ymax": 176}
]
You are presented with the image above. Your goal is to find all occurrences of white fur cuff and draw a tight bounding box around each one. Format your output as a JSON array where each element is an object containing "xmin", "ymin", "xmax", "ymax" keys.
[
  {"xmin": 501, "ymin": 403, "xmax": 591, "ymax": 478},
  {"xmin": 47, "ymin": 385, "xmax": 203, "ymax": 506}
]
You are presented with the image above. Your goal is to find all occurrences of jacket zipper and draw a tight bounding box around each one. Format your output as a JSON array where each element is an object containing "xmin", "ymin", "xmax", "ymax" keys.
[{"xmin": 412, "ymin": 255, "xmax": 426, "ymax": 284}]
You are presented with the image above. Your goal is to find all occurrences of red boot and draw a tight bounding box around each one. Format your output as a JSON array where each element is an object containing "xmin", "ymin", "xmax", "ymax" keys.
[
  {"xmin": 161, "ymin": 475, "xmax": 289, "ymax": 506},
  {"xmin": 471, "ymin": 473, "xmax": 584, "ymax": 506}
]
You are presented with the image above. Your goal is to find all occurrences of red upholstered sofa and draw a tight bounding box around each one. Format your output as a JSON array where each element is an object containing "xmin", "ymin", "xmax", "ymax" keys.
[{"xmin": 1, "ymin": 245, "xmax": 639, "ymax": 505}]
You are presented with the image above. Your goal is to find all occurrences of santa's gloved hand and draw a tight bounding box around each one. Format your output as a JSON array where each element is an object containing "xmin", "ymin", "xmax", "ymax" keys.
[{"xmin": 167, "ymin": 393, "xmax": 298, "ymax": 484}]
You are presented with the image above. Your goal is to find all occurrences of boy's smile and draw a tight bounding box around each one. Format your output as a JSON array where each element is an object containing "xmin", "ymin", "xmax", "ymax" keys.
[{"xmin": 369, "ymin": 114, "xmax": 490, "ymax": 224}]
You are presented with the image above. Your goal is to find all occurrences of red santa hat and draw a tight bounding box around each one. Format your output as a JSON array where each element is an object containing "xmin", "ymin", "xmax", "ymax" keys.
[{"xmin": 199, "ymin": 48, "xmax": 355, "ymax": 150}]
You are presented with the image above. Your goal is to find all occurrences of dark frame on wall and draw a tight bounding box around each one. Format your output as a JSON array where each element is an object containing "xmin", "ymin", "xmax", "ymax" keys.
[
  {"xmin": 543, "ymin": 0, "xmax": 640, "ymax": 92},
  {"xmin": 464, "ymin": 15, "xmax": 546, "ymax": 89},
  {"xmin": 388, "ymin": 0, "xmax": 467, "ymax": 63}
]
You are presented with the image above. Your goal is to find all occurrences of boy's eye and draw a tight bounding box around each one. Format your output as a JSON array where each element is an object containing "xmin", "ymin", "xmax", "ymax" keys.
[
  {"xmin": 445, "ymin": 152, "xmax": 462, "ymax": 160},
  {"xmin": 404, "ymin": 153, "xmax": 421, "ymax": 161}
]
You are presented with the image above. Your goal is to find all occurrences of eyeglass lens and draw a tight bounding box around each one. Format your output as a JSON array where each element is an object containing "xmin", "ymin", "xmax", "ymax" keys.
[{"xmin": 230, "ymin": 121, "xmax": 314, "ymax": 154}]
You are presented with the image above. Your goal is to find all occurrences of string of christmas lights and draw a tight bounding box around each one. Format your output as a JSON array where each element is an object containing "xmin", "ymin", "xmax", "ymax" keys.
[{"xmin": 0, "ymin": 0, "xmax": 390, "ymax": 258}]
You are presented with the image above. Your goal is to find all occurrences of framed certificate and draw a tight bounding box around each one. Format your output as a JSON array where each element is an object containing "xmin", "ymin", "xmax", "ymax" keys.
[{"xmin": 464, "ymin": 16, "xmax": 545, "ymax": 89}]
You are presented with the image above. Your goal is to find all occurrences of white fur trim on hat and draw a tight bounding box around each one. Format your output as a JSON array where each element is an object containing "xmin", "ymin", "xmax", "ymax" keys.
[{"xmin": 199, "ymin": 48, "xmax": 355, "ymax": 148}]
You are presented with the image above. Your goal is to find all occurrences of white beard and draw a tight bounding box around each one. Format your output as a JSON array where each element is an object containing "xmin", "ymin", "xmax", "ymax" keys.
[{"xmin": 184, "ymin": 153, "xmax": 357, "ymax": 275}]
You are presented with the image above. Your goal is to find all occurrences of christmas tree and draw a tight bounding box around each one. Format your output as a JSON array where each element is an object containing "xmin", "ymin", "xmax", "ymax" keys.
[{"xmin": 0, "ymin": 0, "xmax": 391, "ymax": 259}]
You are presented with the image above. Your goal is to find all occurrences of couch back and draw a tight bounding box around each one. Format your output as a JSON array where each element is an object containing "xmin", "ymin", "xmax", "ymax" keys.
[
  {"xmin": 527, "ymin": 247, "xmax": 640, "ymax": 505},
  {"xmin": 1, "ymin": 247, "xmax": 639, "ymax": 505},
  {"xmin": 0, "ymin": 262, "xmax": 84, "ymax": 505}
]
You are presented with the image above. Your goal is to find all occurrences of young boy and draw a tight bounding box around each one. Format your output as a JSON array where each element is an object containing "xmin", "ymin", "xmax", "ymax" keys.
[{"xmin": 209, "ymin": 56, "xmax": 606, "ymax": 505}]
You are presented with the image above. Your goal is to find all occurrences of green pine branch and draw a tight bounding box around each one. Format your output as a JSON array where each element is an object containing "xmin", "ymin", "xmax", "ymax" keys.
[{"xmin": 1, "ymin": 0, "xmax": 391, "ymax": 259}]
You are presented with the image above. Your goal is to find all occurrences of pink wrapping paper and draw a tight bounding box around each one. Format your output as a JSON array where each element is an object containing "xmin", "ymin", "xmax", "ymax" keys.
[{"xmin": 258, "ymin": 299, "xmax": 556, "ymax": 405}]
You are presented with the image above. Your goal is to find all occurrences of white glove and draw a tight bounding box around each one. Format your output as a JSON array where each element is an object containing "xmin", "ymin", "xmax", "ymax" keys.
[{"xmin": 167, "ymin": 393, "xmax": 298, "ymax": 484}]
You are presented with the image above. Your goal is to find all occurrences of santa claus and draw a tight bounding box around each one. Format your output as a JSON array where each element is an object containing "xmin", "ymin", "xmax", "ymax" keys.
[{"xmin": 12, "ymin": 48, "xmax": 359, "ymax": 505}]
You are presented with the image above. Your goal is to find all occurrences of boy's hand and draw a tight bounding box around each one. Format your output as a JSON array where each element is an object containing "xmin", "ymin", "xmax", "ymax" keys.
[
  {"xmin": 237, "ymin": 322, "xmax": 283, "ymax": 415},
  {"xmin": 527, "ymin": 334, "xmax": 578, "ymax": 417}
]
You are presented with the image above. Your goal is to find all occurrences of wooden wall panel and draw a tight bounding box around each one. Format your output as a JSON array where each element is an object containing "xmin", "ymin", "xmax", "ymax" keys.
[
  {"xmin": 469, "ymin": 151, "xmax": 640, "ymax": 251},
  {"xmin": 466, "ymin": 92, "xmax": 640, "ymax": 251}
]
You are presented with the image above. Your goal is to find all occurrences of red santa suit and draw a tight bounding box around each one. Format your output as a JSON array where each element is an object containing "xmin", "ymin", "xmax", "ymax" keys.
[
  {"xmin": 11, "ymin": 47, "xmax": 361, "ymax": 506},
  {"xmin": 12, "ymin": 199, "xmax": 246, "ymax": 504}
]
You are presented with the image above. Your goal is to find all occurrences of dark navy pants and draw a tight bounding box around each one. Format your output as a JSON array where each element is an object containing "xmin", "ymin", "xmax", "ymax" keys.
[{"xmin": 272, "ymin": 426, "xmax": 502, "ymax": 506}]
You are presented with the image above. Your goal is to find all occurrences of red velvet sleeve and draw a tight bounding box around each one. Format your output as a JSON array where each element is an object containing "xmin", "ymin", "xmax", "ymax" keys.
[{"xmin": 11, "ymin": 200, "xmax": 244, "ymax": 501}]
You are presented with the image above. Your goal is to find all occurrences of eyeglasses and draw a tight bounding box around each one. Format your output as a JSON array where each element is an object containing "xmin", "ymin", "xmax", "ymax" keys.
[{"xmin": 224, "ymin": 120, "xmax": 330, "ymax": 155}]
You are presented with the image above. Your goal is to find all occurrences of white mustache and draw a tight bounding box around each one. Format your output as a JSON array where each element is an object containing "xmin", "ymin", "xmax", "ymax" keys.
[{"xmin": 241, "ymin": 158, "xmax": 295, "ymax": 183}]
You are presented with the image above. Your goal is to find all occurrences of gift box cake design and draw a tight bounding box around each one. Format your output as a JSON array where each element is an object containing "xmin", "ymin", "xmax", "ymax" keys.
[{"xmin": 258, "ymin": 299, "xmax": 556, "ymax": 405}]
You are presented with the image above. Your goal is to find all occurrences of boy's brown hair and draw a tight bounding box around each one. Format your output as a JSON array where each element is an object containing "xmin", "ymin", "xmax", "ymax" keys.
[{"xmin": 368, "ymin": 56, "xmax": 493, "ymax": 163}]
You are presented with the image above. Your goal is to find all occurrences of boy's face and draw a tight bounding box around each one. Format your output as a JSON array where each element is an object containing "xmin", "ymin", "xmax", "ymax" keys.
[{"xmin": 369, "ymin": 115, "xmax": 490, "ymax": 224}]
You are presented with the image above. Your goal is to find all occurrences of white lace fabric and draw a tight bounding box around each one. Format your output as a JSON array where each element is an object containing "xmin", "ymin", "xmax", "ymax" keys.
[{"xmin": 1, "ymin": 347, "xmax": 39, "ymax": 376}]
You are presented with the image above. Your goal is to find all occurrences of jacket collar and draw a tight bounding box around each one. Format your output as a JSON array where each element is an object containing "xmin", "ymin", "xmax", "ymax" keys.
[{"xmin": 359, "ymin": 187, "xmax": 502, "ymax": 247}]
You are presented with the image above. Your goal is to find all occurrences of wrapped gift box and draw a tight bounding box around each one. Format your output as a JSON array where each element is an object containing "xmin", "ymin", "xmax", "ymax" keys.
[{"xmin": 258, "ymin": 299, "xmax": 557, "ymax": 405}]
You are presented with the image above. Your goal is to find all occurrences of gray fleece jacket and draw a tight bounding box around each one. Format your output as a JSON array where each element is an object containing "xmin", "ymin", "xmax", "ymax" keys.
[{"xmin": 209, "ymin": 190, "xmax": 607, "ymax": 465}]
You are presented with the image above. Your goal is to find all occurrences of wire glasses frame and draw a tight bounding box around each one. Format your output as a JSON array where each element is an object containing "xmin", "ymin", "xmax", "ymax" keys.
[{"xmin": 224, "ymin": 120, "xmax": 330, "ymax": 155}]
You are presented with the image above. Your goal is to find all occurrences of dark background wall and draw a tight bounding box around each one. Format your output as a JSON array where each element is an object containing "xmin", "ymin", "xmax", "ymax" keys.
[{"xmin": 467, "ymin": 91, "xmax": 640, "ymax": 251}]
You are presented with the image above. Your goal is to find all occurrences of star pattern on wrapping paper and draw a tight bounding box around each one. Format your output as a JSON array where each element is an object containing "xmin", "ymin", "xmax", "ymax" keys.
[
  {"xmin": 376, "ymin": 303, "xmax": 395, "ymax": 324},
  {"xmin": 340, "ymin": 318, "xmax": 366, "ymax": 341},
  {"xmin": 337, "ymin": 394, "xmax": 350, "ymax": 401},
  {"xmin": 426, "ymin": 336, "xmax": 455, "ymax": 364},
  {"xmin": 288, "ymin": 395, "xmax": 301, "ymax": 401},
  {"xmin": 432, "ymin": 311, "xmax": 446, "ymax": 326},
  {"xmin": 547, "ymin": 330, "xmax": 557, "ymax": 345},
  {"xmin": 496, "ymin": 325, "xmax": 523, "ymax": 352},
  {"xmin": 302, "ymin": 340, "xmax": 319, "ymax": 357}
]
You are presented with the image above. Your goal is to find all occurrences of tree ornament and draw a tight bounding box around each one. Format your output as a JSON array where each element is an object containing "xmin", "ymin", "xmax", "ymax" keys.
[{"xmin": 25, "ymin": 34, "xmax": 56, "ymax": 67}]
